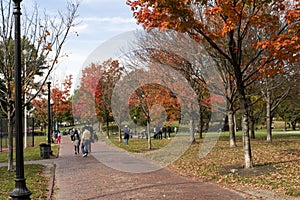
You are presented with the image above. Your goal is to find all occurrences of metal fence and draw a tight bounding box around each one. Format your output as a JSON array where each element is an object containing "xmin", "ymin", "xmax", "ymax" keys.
[{"xmin": 0, "ymin": 117, "xmax": 35, "ymax": 152}]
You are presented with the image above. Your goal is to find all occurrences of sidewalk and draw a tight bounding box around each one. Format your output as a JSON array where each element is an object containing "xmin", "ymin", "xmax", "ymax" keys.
[{"xmin": 52, "ymin": 136, "xmax": 252, "ymax": 200}]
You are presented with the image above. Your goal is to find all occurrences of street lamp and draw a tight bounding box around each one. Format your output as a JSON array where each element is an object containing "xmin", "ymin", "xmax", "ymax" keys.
[
  {"xmin": 47, "ymin": 81, "xmax": 52, "ymax": 145},
  {"xmin": 134, "ymin": 116, "xmax": 137, "ymax": 135},
  {"xmin": 10, "ymin": 0, "xmax": 32, "ymax": 199},
  {"xmin": 23, "ymin": 49, "xmax": 28, "ymax": 148}
]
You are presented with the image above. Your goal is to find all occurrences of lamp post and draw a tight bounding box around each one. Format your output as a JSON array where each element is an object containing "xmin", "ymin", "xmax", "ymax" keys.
[
  {"xmin": 10, "ymin": 0, "xmax": 32, "ymax": 199},
  {"xmin": 134, "ymin": 116, "xmax": 137, "ymax": 135},
  {"xmin": 47, "ymin": 81, "xmax": 52, "ymax": 145},
  {"xmin": 23, "ymin": 50, "xmax": 28, "ymax": 148}
]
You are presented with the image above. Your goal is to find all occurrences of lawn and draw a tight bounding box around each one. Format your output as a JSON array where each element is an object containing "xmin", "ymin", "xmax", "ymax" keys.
[
  {"xmin": 0, "ymin": 164, "xmax": 49, "ymax": 200},
  {"xmin": 109, "ymin": 130, "xmax": 300, "ymax": 197},
  {"xmin": 0, "ymin": 136, "xmax": 58, "ymax": 163},
  {"xmin": 109, "ymin": 135, "xmax": 172, "ymax": 153},
  {"xmin": 171, "ymin": 131, "xmax": 300, "ymax": 197},
  {"xmin": 0, "ymin": 136, "xmax": 58, "ymax": 199}
]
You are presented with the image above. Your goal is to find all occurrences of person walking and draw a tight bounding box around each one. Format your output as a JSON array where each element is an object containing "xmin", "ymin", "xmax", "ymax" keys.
[
  {"xmin": 56, "ymin": 130, "xmax": 61, "ymax": 144},
  {"xmin": 71, "ymin": 128, "xmax": 80, "ymax": 155},
  {"xmin": 81, "ymin": 128, "xmax": 91, "ymax": 157},
  {"xmin": 123, "ymin": 125, "xmax": 130, "ymax": 145},
  {"xmin": 167, "ymin": 126, "xmax": 172, "ymax": 139}
]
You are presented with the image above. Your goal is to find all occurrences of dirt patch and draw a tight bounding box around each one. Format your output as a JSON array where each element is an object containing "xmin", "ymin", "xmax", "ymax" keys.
[{"xmin": 220, "ymin": 164, "xmax": 277, "ymax": 177}]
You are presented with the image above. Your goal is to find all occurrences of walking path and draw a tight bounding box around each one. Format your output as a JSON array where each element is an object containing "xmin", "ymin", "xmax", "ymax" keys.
[
  {"xmin": 2, "ymin": 135, "xmax": 297, "ymax": 200},
  {"xmin": 49, "ymin": 136, "xmax": 254, "ymax": 200}
]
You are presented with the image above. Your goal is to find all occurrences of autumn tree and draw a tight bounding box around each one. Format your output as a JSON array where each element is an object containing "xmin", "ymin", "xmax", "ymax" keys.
[
  {"xmin": 73, "ymin": 59, "xmax": 124, "ymax": 138},
  {"xmin": 32, "ymin": 75, "xmax": 73, "ymax": 130},
  {"xmin": 51, "ymin": 75, "xmax": 73, "ymax": 127},
  {"xmin": 0, "ymin": 0, "xmax": 79, "ymax": 171},
  {"xmin": 259, "ymin": 69, "xmax": 294, "ymax": 142},
  {"xmin": 72, "ymin": 64, "xmax": 101, "ymax": 125},
  {"xmin": 129, "ymin": 82, "xmax": 181, "ymax": 149},
  {"xmin": 126, "ymin": 30, "xmax": 226, "ymax": 143},
  {"xmin": 276, "ymin": 74, "xmax": 300, "ymax": 131},
  {"xmin": 95, "ymin": 60, "xmax": 124, "ymax": 138},
  {"xmin": 127, "ymin": 0, "xmax": 300, "ymax": 168}
]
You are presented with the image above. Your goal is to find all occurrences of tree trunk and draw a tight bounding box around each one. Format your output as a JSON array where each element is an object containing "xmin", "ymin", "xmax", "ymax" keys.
[
  {"xmin": 284, "ymin": 121, "xmax": 287, "ymax": 131},
  {"xmin": 147, "ymin": 120, "xmax": 151, "ymax": 149},
  {"xmin": 240, "ymin": 97, "xmax": 253, "ymax": 169},
  {"xmin": 106, "ymin": 119, "xmax": 109, "ymax": 138},
  {"xmin": 190, "ymin": 119, "xmax": 195, "ymax": 143},
  {"xmin": 198, "ymin": 106, "xmax": 203, "ymax": 139},
  {"xmin": 99, "ymin": 123, "xmax": 103, "ymax": 135},
  {"xmin": 291, "ymin": 121, "xmax": 297, "ymax": 131},
  {"xmin": 7, "ymin": 112, "xmax": 14, "ymax": 171},
  {"xmin": 118, "ymin": 122, "xmax": 122, "ymax": 142},
  {"xmin": 250, "ymin": 117, "xmax": 255, "ymax": 139},
  {"xmin": 228, "ymin": 110, "xmax": 237, "ymax": 147},
  {"xmin": 266, "ymin": 93, "xmax": 272, "ymax": 142},
  {"xmin": 248, "ymin": 101, "xmax": 256, "ymax": 139}
]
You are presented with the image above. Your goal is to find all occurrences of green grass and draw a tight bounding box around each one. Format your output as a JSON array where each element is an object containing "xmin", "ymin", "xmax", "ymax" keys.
[
  {"xmin": 109, "ymin": 135, "xmax": 172, "ymax": 153},
  {"xmin": 172, "ymin": 131, "xmax": 300, "ymax": 197},
  {"xmin": 0, "ymin": 136, "xmax": 58, "ymax": 200},
  {"xmin": 0, "ymin": 164, "xmax": 49, "ymax": 200},
  {"xmin": 0, "ymin": 136, "xmax": 58, "ymax": 163},
  {"xmin": 108, "ymin": 129, "xmax": 300, "ymax": 197}
]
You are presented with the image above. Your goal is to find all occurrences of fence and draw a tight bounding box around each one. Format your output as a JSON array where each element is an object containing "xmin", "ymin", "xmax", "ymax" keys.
[{"xmin": 0, "ymin": 117, "xmax": 35, "ymax": 152}]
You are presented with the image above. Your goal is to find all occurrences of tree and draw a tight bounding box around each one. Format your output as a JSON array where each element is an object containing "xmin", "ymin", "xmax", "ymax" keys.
[
  {"xmin": 73, "ymin": 59, "xmax": 124, "ymax": 138},
  {"xmin": 72, "ymin": 63, "xmax": 101, "ymax": 125},
  {"xmin": 51, "ymin": 75, "xmax": 73, "ymax": 127},
  {"xmin": 127, "ymin": 0, "xmax": 300, "ymax": 168},
  {"xmin": 0, "ymin": 0, "xmax": 79, "ymax": 171},
  {"xmin": 259, "ymin": 71, "xmax": 293, "ymax": 142},
  {"xmin": 32, "ymin": 75, "xmax": 73, "ymax": 129},
  {"xmin": 95, "ymin": 60, "xmax": 124, "ymax": 138},
  {"xmin": 276, "ymin": 75, "xmax": 300, "ymax": 131},
  {"xmin": 126, "ymin": 30, "xmax": 223, "ymax": 142},
  {"xmin": 129, "ymin": 82, "xmax": 181, "ymax": 149}
]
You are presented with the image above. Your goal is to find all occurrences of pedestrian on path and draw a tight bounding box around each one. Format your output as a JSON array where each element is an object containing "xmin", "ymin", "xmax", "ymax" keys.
[
  {"xmin": 71, "ymin": 128, "xmax": 80, "ymax": 155},
  {"xmin": 81, "ymin": 127, "xmax": 91, "ymax": 157},
  {"xmin": 56, "ymin": 130, "xmax": 61, "ymax": 144},
  {"xmin": 123, "ymin": 125, "xmax": 130, "ymax": 145}
]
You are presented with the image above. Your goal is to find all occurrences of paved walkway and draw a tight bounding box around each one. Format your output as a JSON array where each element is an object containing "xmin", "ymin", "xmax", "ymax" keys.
[
  {"xmin": 0, "ymin": 136, "xmax": 257, "ymax": 199},
  {"xmin": 48, "ymin": 136, "xmax": 254, "ymax": 200}
]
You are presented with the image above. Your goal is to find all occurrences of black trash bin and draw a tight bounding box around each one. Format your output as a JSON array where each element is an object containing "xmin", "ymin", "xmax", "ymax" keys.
[{"xmin": 39, "ymin": 143, "xmax": 51, "ymax": 159}]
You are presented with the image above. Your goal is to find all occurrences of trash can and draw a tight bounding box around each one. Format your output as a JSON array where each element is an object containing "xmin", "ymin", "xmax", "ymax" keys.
[{"xmin": 39, "ymin": 143, "xmax": 51, "ymax": 159}]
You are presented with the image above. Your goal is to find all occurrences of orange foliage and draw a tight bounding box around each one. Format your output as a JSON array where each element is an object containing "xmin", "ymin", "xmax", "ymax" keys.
[
  {"xmin": 127, "ymin": 0, "xmax": 300, "ymax": 76},
  {"xmin": 128, "ymin": 83, "xmax": 181, "ymax": 123}
]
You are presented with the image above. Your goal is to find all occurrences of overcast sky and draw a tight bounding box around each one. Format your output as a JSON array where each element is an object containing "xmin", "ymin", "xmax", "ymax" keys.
[{"xmin": 22, "ymin": 0, "xmax": 140, "ymax": 85}]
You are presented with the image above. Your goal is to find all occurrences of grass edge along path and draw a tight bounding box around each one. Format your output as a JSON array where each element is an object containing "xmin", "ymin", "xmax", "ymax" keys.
[{"xmin": 0, "ymin": 164, "xmax": 50, "ymax": 200}]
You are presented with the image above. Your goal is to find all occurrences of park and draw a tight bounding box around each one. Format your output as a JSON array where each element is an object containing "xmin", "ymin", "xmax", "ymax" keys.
[{"xmin": 0, "ymin": 0, "xmax": 299, "ymax": 199}]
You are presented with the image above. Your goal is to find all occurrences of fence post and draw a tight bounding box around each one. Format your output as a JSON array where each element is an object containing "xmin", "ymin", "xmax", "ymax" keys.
[
  {"xmin": 31, "ymin": 118, "xmax": 34, "ymax": 147},
  {"xmin": 0, "ymin": 118, "xmax": 2, "ymax": 152}
]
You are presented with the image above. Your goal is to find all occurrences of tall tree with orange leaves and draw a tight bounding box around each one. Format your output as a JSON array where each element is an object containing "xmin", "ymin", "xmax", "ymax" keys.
[
  {"xmin": 32, "ymin": 75, "xmax": 73, "ymax": 130},
  {"xmin": 129, "ymin": 82, "xmax": 181, "ymax": 149},
  {"xmin": 127, "ymin": 0, "xmax": 300, "ymax": 168},
  {"xmin": 51, "ymin": 75, "xmax": 73, "ymax": 127},
  {"xmin": 73, "ymin": 59, "xmax": 124, "ymax": 137}
]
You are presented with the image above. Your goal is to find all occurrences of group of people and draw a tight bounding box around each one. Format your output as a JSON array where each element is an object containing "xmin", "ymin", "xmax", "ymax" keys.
[
  {"xmin": 154, "ymin": 125, "xmax": 172, "ymax": 139},
  {"xmin": 52, "ymin": 130, "xmax": 61, "ymax": 144},
  {"xmin": 70, "ymin": 126, "xmax": 96, "ymax": 157},
  {"xmin": 122, "ymin": 125, "xmax": 179, "ymax": 144}
]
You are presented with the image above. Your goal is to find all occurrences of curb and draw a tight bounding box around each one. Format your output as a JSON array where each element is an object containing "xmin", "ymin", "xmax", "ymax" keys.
[{"xmin": 48, "ymin": 163, "xmax": 56, "ymax": 200}]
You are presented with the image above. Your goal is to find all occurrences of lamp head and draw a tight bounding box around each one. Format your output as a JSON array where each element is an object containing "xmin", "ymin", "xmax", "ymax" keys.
[{"xmin": 13, "ymin": 0, "xmax": 22, "ymax": 3}]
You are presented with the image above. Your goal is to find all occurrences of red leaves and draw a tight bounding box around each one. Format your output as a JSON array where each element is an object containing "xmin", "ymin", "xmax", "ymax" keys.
[
  {"xmin": 128, "ymin": 83, "xmax": 181, "ymax": 122},
  {"xmin": 73, "ymin": 59, "xmax": 123, "ymax": 123}
]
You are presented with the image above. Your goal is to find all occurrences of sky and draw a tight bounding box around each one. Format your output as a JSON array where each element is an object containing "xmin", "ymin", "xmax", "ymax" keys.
[{"xmin": 22, "ymin": 0, "xmax": 141, "ymax": 87}]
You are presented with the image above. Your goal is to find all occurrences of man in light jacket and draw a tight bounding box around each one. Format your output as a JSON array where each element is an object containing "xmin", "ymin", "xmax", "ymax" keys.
[{"xmin": 81, "ymin": 128, "xmax": 91, "ymax": 157}]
